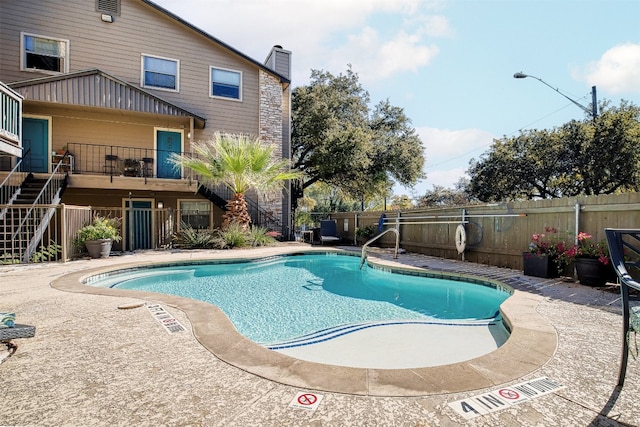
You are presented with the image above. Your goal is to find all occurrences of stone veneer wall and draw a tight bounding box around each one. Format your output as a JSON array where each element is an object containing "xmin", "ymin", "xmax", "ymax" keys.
[{"xmin": 258, "ymin": 70, "xmax": 285, "ymax": 230}]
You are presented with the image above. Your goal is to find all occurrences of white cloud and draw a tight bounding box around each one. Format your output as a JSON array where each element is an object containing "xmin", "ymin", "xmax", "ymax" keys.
[
  {"xmin": 391, "ymin": 127, "xmax": 494, "ymax": 195},
  {"xmin": 424, "ymin": 167, "xmax": 468, "ymax": 188},
  {"xmin": 377, "ymin": 32, "xmax": 439, "ymax": 78},
  {"xmin": 329, "ymin": 28, "xmax": 439, "ymax": 83},
  {"xmin": 156, "ymin": 0, "xmax": 447, "ymax": 85},
  {"xmin": 410, "ymin": 14, "xmax": 454, "ymax": 38},
  {"xmin": 416, "ymin": 127, "xmax": 494, "ymax": 168},
  {"xmin": 578, "ymin": 43, "xmax": 640, "ymax": 94}
]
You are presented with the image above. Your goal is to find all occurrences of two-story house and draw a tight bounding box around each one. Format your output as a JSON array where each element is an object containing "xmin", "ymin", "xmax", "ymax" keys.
[{"xmin": 0, "ymin": 0, "xmax": 292, "ymax": 253}]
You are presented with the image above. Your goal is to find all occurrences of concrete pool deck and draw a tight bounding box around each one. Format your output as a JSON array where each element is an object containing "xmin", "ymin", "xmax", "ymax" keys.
[{"xmin": 1, "ymin": 243, "xmax": 639, "ymax": 426}]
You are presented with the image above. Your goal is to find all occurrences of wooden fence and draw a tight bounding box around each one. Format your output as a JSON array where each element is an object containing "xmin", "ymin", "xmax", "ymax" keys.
[
  {"xmin": 328, "ymin": 193, "xmax": 640, "ymax": 271},
  {"xmin": 2, "ymin": 204, "xmax": 184, "ymax": 263}
]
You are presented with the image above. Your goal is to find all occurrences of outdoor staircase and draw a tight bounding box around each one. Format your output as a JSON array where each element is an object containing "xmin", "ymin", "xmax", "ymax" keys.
[
  {"xmin": 0, "ymin": 164, "xmax": 68, "ymax": 263},
  {"xmin": 197, "ymin": 184, "xmax": 283, "ymax": 233},
  {"xmin": 13, "ymin": 175, "xmax": 49, "ymax": 204}
]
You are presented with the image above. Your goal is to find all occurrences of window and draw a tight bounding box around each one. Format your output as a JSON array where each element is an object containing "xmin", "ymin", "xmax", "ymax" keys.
[
  {"xmin": 142, "ymin": 55, "xmax": 179, "ymax": 91},
  {"xmin": 21, "ymin": 33, "xmax": 69, "ymax": 73},
  {"xmin": 210, "ymin": 67, "xmax": 241, "ymax": 100},
  {"xmin": 179, "ymin": 200, "xmax": 211, "ymax": 229}
]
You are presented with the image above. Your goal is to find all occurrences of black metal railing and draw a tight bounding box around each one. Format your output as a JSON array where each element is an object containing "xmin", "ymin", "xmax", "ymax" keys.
[
  {"xmin": 66, "ymin": 142, "xmax": 196, "ymax": 182},
  {"xmin": 65, "ymin": 142, "xmax": 283, "ymax": 231},
  {"xmin": 0, "ymin": 148, "xmax": 30, "ymax": 205},
  {"xmin": 605, "ymin": 228, "xmax": 640, "ymax": 388}
]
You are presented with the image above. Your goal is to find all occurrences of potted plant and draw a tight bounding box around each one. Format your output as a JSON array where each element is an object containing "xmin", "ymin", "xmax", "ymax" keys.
[
  {"xmin": 523, "ymin": 227, "xmax": 567, "ymax": 278},
  {"xmin": 558, "ymin": 232, "xmax": 616, "ymax": 286},
  {"xmin": 75, "ymin": 216, "xmax": 122, "ymax": 259}
]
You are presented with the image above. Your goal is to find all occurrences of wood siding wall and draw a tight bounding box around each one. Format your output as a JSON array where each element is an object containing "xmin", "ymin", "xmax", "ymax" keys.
[
  {"xmin": 330, "ymin": 193, "xmax": 640, "ymax": 271},
  {"xmin": 0, "ymin": 0, "xmax": 280, "ymax": 139},
  {"xmin": 24, "ymin": 104, "xmax": 189, "ymax": 153}
]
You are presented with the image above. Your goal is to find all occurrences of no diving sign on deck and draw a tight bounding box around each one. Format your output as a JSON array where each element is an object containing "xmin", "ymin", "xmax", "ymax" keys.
[
  {"xmin": 289, "ymin": 392, "xmax": 324, "ymax": 411},
  {"xmin": 448, "ymin": 377, "xmax": 564, "ymax": 420},
  {"xmin": 146, "ymin": 304, "xmax": 186, "ymax": 334}
]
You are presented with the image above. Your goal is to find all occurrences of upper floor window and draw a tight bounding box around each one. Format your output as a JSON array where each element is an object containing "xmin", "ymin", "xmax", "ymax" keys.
[
  {"xmin": 142, "ymin": 55, "xmax": 179, "ymax": 91},
  {"xmin": 21, "ymin": 33, "xmax": 69, "ymax": 73},
  {"xmin": 210, "ymin": 67, "xmax": 241, "ymax": 100}
]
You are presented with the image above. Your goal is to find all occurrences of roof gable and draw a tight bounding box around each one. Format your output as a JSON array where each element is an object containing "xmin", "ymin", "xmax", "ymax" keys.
[{"xmin": 9, "ymin": 69, "xmax": 206, "ymax": 128}]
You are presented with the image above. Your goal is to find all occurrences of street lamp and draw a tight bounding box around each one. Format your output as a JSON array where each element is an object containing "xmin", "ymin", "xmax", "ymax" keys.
[{"xmin": 513, "ymin": 72, "xmax": 597, "ymax": 118}]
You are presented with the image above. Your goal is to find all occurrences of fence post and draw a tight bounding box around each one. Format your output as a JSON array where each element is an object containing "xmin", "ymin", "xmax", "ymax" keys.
[
  {"xmin": 128, "ymin": 193, "xmax": 133, "ymax": 251},
  {"xmin": 574, "ymin": 202, "xmax": 581, "ymax": 246},
  {"xmin": 460, "ymin": 208, "xmax": 467, "ymax": 261},
  {"xmin": 354, "ymin": 212, "xmax": 359, "ymax": 246},
  {"xmin": 60, "ymin": 203, "xmax": 67, "ymax": 262}
]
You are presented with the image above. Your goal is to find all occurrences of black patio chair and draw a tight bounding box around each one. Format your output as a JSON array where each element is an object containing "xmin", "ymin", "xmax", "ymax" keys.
[
  {"xmin": 605, "ymin": 228, "xmax": 640, "ymax": 387},
  {"xmin": 141, "ymin": 157, "xmax": 154, "ymax": 177},
  {"xmin": 103, "ymin": 154, "xmax": 119, "ymax": 175}
]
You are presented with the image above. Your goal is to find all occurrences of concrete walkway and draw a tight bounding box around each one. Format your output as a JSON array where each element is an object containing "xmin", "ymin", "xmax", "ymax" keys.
[{"xmin": 1, "ymin": 244, "xmax": 639, "ymax": 426}]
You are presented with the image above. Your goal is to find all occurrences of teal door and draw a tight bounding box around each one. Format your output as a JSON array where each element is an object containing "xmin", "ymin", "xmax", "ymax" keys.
[
  {"xmin": 125, "ymin": 200, "xmax": 153, "ymax": 250},
  {"xmin": 21, "ymin": 118, "xmax": 49, "ymax": 173},
  {"xmin": 156, "ymin": 130, "xmax": 181, "ymax": 179}
]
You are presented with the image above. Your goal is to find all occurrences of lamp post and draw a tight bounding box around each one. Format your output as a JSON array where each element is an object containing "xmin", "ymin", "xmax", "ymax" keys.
[{"xmin": 513, "ymin": 72, "xmax": 597, "ymax": 118}]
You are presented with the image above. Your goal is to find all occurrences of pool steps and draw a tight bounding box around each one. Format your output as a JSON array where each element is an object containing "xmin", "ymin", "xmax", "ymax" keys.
[{"xmin": 265, "ymin": 318, "xmax": 499, "ymax": 350}]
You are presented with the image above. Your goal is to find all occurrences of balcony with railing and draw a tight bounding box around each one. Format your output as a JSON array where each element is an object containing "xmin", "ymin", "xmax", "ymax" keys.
[
  {"xmin": 65, "ymin": 142, "xmax": 194, "ymax": 182},
  {"xmin": 62, "ymin": 142, "xmax": 284, "ymax": 232},
  {"xmin": 0, "ymin": 81, "xmax": 22, "ymax": 157}
]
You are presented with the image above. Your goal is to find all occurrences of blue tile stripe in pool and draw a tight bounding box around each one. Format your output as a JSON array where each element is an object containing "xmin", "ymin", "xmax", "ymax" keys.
[{"xmin": 265, "ymin": 319, "xmax": 498, "ymax": 350}]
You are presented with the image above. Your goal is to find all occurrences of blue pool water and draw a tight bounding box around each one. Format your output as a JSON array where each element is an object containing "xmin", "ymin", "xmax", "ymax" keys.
[{"xmin": 88, "ymin": 253, "xmax": 511, "ymax": 344}]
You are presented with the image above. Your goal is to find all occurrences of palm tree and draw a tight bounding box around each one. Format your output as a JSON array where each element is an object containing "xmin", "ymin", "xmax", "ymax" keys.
[{"xmin": 170, "ymin": 132, "xmax": 301, "ymax": 230}]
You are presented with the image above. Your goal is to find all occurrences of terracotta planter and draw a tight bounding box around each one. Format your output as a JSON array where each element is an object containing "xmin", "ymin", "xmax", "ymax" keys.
[
  {"xmin": 574, "ymin": 257, "xmax": 616, "ymax": 286},
  {"xmin": 522, "ymin": 252, "xmax": 559, "ymax": 278},
  {"xmin": 85, "ymin": 239, "xmax": 113, "ymax": 259}
]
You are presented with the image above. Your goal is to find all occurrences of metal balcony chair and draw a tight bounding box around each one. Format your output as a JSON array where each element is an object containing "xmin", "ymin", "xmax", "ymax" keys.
[
  {"xmin": 605, "ymin": 228, "xmax": 640, "ymax": 387},
  {"xmin": 141, "ymin": 157, "xmax": 154, "ymax": 177},
  {"xmin": 103, "ymin": 154, "xmax": 119, "ymax": 175}
]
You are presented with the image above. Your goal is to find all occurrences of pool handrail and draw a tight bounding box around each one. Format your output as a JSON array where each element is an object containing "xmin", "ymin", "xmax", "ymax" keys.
[{"xmin": 360, "ymin": 228, "xmax": 399, "ymax": 269}]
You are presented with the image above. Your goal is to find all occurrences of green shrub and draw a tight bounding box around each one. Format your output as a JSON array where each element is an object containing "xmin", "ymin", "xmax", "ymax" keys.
[
  {"xmin": 0, "ymin": 253, "xmax": 20, "ymax": 265},
  {"xmin": 219, "ymin": 223, "xmax": 248, "ymax": 248},
  {"xmin": 31, "ymin": 241, "xmax": 62, "ymax": 263},
  {"xmin": 356, "ymin": 225, "xmax": 376, "ymax": 239},
  {"xmin": 248, "ymin": 226, "xmax": 277, "ymax": 247},
  {"xmin": 173, "ymin": 223, "xmax": 223, "ymax": 249},
  {"xmin": 173, "ymin": 222, "xmax": 281, "ymax": 250}
]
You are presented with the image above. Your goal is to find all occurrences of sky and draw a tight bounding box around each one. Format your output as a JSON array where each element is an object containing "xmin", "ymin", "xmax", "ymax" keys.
[{"xmin": 155, "ymin": 0, "xmax": 640, "ymax": 198}]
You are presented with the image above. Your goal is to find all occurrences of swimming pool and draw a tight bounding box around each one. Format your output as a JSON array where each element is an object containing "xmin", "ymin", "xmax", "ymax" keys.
[
  {"xmin": 86, "ymin": 252, "xmax": 512, "ymax": 355},
  {"xmin": 54, "ymin": 247, "xmax": 556, "ymax": 395}
]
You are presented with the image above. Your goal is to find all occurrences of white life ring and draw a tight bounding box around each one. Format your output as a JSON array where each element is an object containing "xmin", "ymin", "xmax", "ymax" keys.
[{"xmin": 455, "ymin": 224, "xmax": 466, "ymax": 254}]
